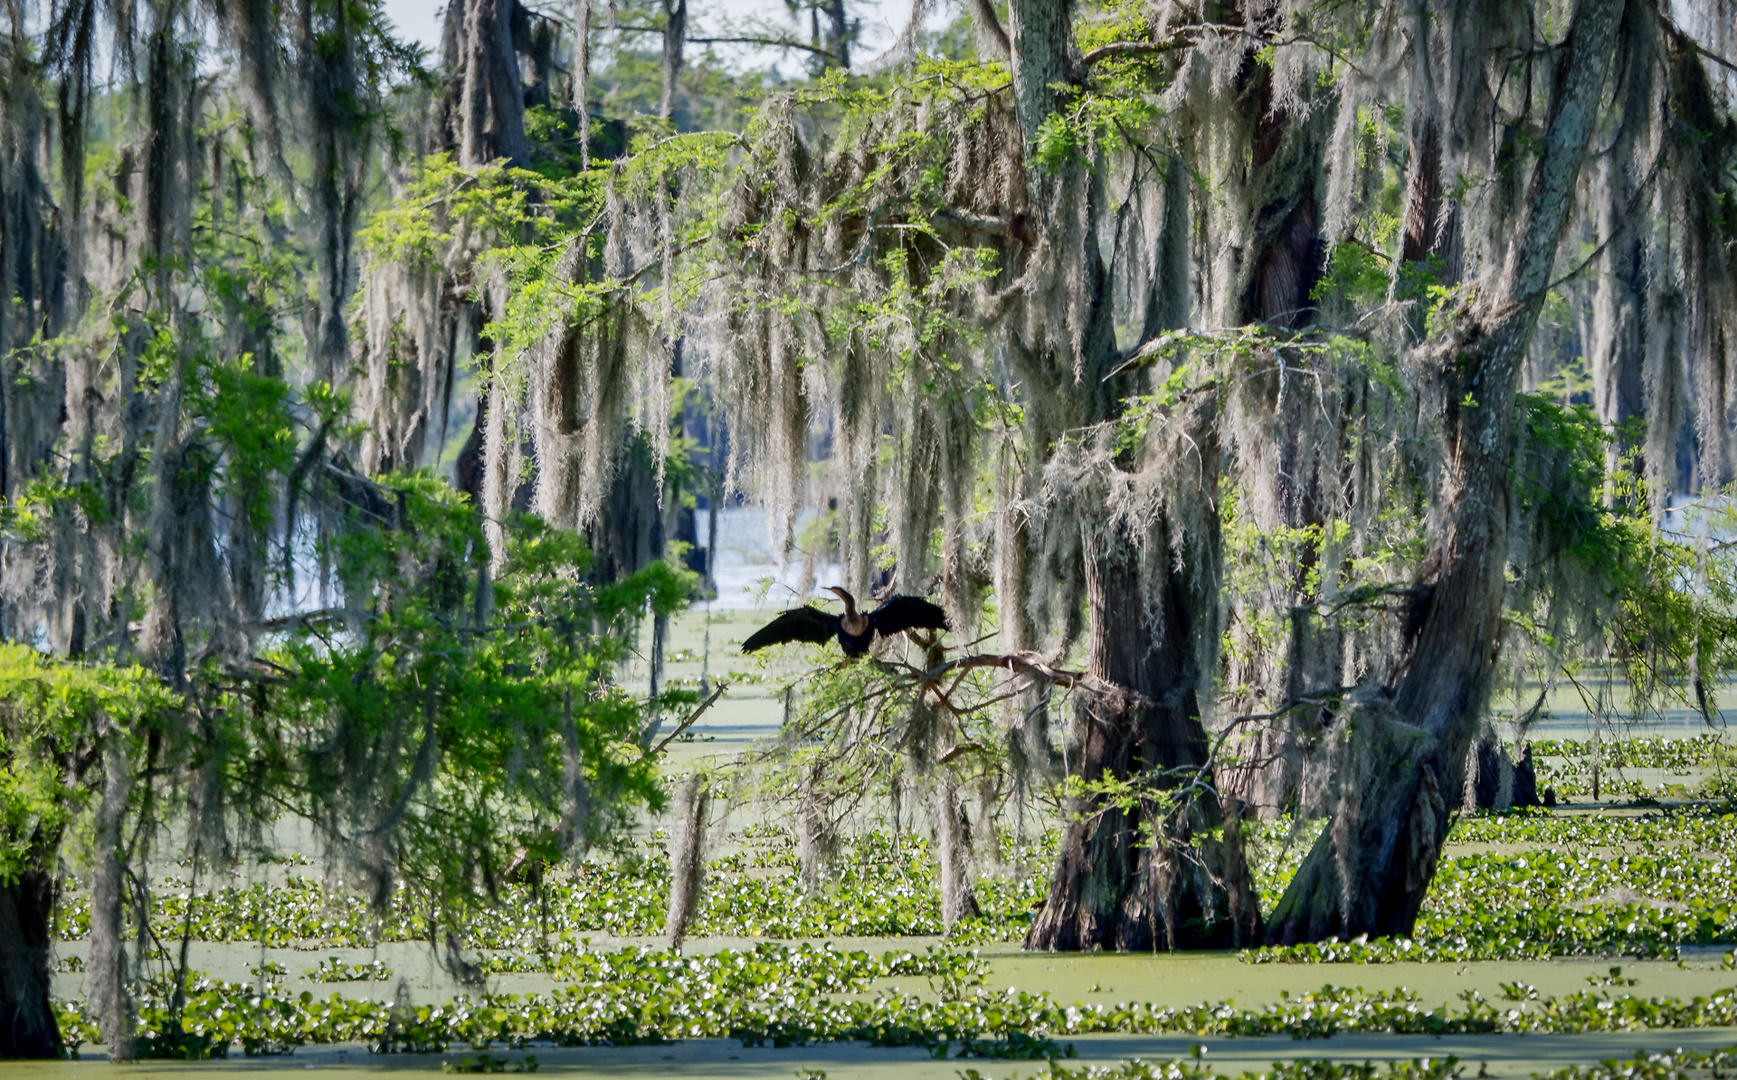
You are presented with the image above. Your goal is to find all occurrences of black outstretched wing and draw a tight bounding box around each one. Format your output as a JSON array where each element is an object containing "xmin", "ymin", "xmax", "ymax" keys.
[
  {"xmin": 867, "ymin": 595, "xmax": 949, "ymax": 638},
  {"xmin": 741, "ymin": 606, "xmax": 841, "ymax": 652}
]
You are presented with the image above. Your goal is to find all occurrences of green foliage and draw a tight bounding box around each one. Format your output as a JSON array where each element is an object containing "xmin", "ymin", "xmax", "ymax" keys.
[
  {"xmin": 359, "ymin": 154, "xmax": 602, "ymax": 273},
  {"xmin": 47, "ymin": 957, "xmax": 1737, "ymax": 1058},
  {"xmin": 52, "ymin": 826, "xmax": 1045, "ymax": 948},
  {"xmin": 990, "ymin": 1057, "xmax": 1463, "ymax": 1080},
  {"xmin": 52, "ymin": 794, "xmax": 1737, "ymax": 983},
  {"xmin": 1511, "ymin": 395, "xmax": 1737, "ymax": 716},
  {"xmin": 8, "ymin": 454, "xmax": 690, "ymax": 1045},
  {"xmin": 981, "ymin": 1050, "xmax": 1737, "ymax": 1080},
  {"xmin": 1523, "ymin": 735, "xmax": 1737, "ymax": 801},
  {"xmin": 1246, "ymin": 806, "xmax": 1737, "ymax": 964},
  {"xmin": 13, "ymin": 0, "xmax": 1737, "ymax": 1065},
  {"xmin": 198, "ymin": 358, "xmax": 299, "ymax": 530},
  {"xmin": 305, "ymin": 957, "xmax": 392, "ymax": 983},
  {"xmin": 1030, "ymin": 89, "xmax": 1157, "ymax": 173},
  {"xmin": 256, "ymin": 475, "xmax": 690, "ymax": 922},
  {"xmin": 442, "ymin": 1052, "xmax": 540, "ymax": 1073},
  {"xmin": 38, "ymin": 796, "xmax": 1737, "ymax": 1056},
  {"xmin": 1529, "ymin": 735, "xmax": 1728, "ymax": 771},
  {"xmin": 1311, "ymin": 241, "xmax": 1392, "ymax": 308},
  {"xmin": 0, "ymin": 647, "xmax": 180, "ymax": 882},
  {"xmin": 1540, "ymin": 1049, "xmax": 1737, "ymax": 1080},
  {"xmin": 0, "ymin": 476, "xmax": 108, "ymax": 542}
]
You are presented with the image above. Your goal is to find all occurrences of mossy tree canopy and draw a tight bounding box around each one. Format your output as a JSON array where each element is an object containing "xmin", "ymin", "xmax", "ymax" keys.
[{"xmin": 1, "ymin": 0, "xmax": 1737, "ymax": 1057}]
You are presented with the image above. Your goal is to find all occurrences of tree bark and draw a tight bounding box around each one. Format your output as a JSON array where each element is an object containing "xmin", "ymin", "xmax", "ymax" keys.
[
  {"xmin": 1006, "ymin": 0, "xmax": 1073, "ymax": 147},
  {"xmin": 1589, "ymin": 4, "xmax": 1658, "ymax": 487},
  {"xmin": 1010, "ymin": 0, "xmax": 1258, "ymax": 950},
  {"xmin": 1234, "ymin": 37, "xmax": 1323, "ymax": 330},
  {"xmin": 87, "ymin": 732, "xmax": 134, "ymax": 1057},
  {"xmin": 663, "ymin": 774, "xmax": 709, "ymax": 951},
  {"xmin": 443, "ymin": 0, "xmax": 530, "ymax": 166},
  {"xmin": 1207, "ymin": 10, "xmax": 1334, "ymax": 817},
  {"xmin": 573, "ymin": 0, "xmax": 592, "ymax": 168},
  {"xmin": 0, "ymin": 866, "xmax": 61, "ymax": 1059},
  {"xmin": 1265, "ymin": 0, "xmax": 1626, "ymax": 945},
  {"xmin": 659, "ymin": 0, "xmax": 686, "ymax": 122},
  {"xmin": 963, "ymin": 0, "xmax": 1011, "ymax": 62},
  {"xmin": 1026, "ymin": 451, "xmax": 1260, "ymax": 950},
  {"xmin": 933, "ymin": 772, "xmax": 982, "ymax": 926}
]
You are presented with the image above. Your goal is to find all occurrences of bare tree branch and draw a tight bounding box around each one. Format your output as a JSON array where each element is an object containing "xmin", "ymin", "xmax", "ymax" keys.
[
  {"xmin": 1079, "ymin": 39, "xmax": 1190, "ymax": 66},
  {"xmin": 650, "ymin": 681, "xmax": 729, "ymax": 755}
]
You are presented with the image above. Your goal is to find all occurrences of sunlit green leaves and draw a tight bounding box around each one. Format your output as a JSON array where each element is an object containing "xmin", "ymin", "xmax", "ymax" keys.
[{"xmin": 0, "ymin": 646, "xmax": 179, "ymax": 884}]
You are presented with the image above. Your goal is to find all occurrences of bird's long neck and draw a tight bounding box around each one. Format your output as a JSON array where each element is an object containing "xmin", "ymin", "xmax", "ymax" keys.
[{"xmin": 836, "ymin": 590, "xmax": 868, "ymax": 635}]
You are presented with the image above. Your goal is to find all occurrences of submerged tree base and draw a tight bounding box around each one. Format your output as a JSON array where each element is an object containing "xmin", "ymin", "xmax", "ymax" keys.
[
  {"xmin": 0, "ymin": 868, "xmax": 61, "ymax": 1059},
  {"xmin": 1263, "ymin": 701, "xmax": 1448, "ymax": 945},
  {"xmin": 1025, "ymin": 794, "xmax": 1260, "ymax": 952},
  {"xmin": 1026, "ymin": 519, "xmax": 1261, "ymax": 952}
]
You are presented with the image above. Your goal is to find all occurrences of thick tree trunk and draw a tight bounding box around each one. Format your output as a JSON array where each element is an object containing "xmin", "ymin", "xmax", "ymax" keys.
[
  {"xmin": 87, "ymin": 734, "xmax": 134, "ymax": 1057},
  {"xmin": 1026, "ymin": 501, "xmax": 1260, "ymax": 950},
  {"xmin": 995, "ymin": 453, "xmax": 1056, "ymax": 819},
  {"xmin": 1233, "ymin": 52, "xmax": 1322, "ymax": 330},
  {"xmin": 1590, "ymin": 194, "xmax": 1646, "ymax": 468},
  {"xmin": 823, "ymin": 0, "xmax": 851, "ymax": 69},
  {"xmin": 0, "ymin": 868, "xmax": 60, "ymax": 1059},
  {"xmin": 1266, "ymin": 0, "xmax": 1626, "ymax": 944},
  {"xmin": 1009, "ymin": 0, "xmax": 1257, "ymax": 951},
  {"xmin": 933, "ymin": 772, "xmax": 982, "ymax": 926},
  {"xmin": 963, "ymin": 0, "xmax": 1011, "ymax": 60},
  {"xmin": 1006, "ymin": 0, "xmax": 1072, "ymax": 147},
  {"xmin": 659, "ymin": 0, "xmax": 686, "ymax": 121},
  {"xmin": 443, "ymin": 0, "xmax": 530, "ymax": 166},
  {"xmin": 663, "ymin": 774, "xmax": 709, "ymax": 951}
]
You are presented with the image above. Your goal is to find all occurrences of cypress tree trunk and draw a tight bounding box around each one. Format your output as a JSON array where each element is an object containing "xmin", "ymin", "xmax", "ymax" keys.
[
  {"xmin": 1265, "ymin": 0, "xmax": 1626, "ymax": 944},
  {"xmin": 1588, "ymin": 5, "xmax": 1657, "ymax": 488},
  {"xmin": 1026, "ymin": 497, "xmax": 1259, "ymax": 950},
  {"xmin": 1005, "ymin": 0, "xmax": 1071, "ymax": 148},
  {"xmin": 658, "ymin": 0, "xmax": 686, "ymax": 121},
  {"xmin": 86, "ymin": 734, "xmax": 134, "ymax": 1058},
  {"xmin": 442, "ymin": 0, "xmax": 531, "ymax": 166},
  {"xmin": 0, "ymin": 864, "xmax": 60, "ymax": 1059},
  {"xmin": 1009, "ymin": 0, "xmax": 1257, "ymax": 951},
  {"xmin": 663, "ymin": 774, "xmax": 709, "ymax": 952},
  {"xmin": 933, "ymin": 772, "xmax": 982, "ymax": 927}
]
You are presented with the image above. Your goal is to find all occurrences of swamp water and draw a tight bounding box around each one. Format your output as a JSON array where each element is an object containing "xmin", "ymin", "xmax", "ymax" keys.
[
  {"xmin": 18, "ymin": 605, "xmax": 1737, "ymax": 1078},
  {"xmin": 12, "ymin": 948, "xmax": 1737, "ymax": 1079}
]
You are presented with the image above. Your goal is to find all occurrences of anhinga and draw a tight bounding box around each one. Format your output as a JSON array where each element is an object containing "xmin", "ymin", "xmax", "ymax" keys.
[{"xmin": 741, "ymin": 586, "xmax": 949, "ymax": 658}]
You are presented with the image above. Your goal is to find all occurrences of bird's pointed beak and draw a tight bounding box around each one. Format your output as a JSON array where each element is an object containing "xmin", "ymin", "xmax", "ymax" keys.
[{"xmin": 822, "ymin": 586, "xmax": 846, "ymax": 603}]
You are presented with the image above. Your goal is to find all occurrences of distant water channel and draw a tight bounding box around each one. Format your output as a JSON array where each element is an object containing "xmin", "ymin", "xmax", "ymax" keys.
[{"xmin": 705, "ymin": 505, "xmax": 844, "ymax": 610}]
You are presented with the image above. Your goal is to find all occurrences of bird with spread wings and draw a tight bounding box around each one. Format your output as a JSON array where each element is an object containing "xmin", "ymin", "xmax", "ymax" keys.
[{"xmin": 741, "ymin": 586, "xmax": 948, "ymax": 658}]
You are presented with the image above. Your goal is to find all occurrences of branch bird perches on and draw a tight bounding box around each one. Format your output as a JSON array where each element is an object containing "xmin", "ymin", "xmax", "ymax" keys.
[{"xmin": 741, "ymin": 587, "xmax": 948, "ymax": 657}]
